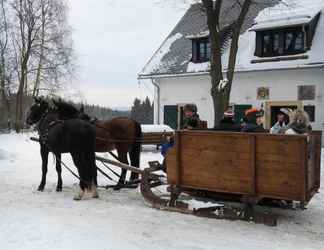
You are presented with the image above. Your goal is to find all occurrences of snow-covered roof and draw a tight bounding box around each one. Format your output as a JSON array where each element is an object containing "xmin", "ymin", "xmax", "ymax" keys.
[
  {"xmin": 251, "ymin": 2, "xmax": 322, "ymax": 31},
  {"xmin": 234, "ymin": 0, "xmax": 324, "ymax": 73},
  {"xmin": 138, "ymin": 0, "xmax": 324, "ymax": 79},
  {"xmin": 138, "ymin": 1, "xmax": 279, "ymax": 78}
]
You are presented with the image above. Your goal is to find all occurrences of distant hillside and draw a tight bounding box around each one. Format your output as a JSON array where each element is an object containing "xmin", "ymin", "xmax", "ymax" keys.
[
  {"xmin": 73, "ymin": 102, "xmax": 130, "ymax": 120},
  {"xmin": 0, "ymin": 96, "xmax": 130, "ymax": 130}
]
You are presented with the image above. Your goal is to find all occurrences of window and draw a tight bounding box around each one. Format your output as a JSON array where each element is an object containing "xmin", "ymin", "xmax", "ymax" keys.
[
  {"xmin": 192, "ymin": 38, "xmax": 211, "ymax": 63},
  {"xmin": 254, "ymin": 13, "xmax": 320, "ymax": 58},
  {"xmin": 256, "ymin": 27, "xmax": 306, "ymax": 57},
  {"xmin": 298, "ymin": 85, "xmax": 316, "ymax": 100},
  {"xmin": 304, "ymin": 105, "xmax": 315, "ymax": 122}
]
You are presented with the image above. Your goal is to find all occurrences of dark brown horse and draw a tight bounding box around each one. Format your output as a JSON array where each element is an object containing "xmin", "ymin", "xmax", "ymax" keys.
[{"xmin": 52, "ymin": 99, "xmax": 142, "ymax": 190}]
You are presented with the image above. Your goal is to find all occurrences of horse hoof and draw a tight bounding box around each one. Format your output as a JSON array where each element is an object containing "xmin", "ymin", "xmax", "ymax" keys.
[
  {"xmin": 56, "ymin": 187, "xmax": 62, "ymax": 192},
  {"xmin": 73, "ymin": 189, "xmax": 84, "ymax": 200},
  {"xmin": 73, "ymin": 193, "xmax": 83, "ymax": 200},
  {"xmin": 37, "ymin": 186, "xmax": 44, "ymax": 192}
]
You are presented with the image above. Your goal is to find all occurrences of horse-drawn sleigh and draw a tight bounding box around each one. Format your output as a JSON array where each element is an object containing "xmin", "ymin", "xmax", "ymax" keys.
[{"xmin": 28, "ymin": 98, "xmax": 321, "ymax": 226}]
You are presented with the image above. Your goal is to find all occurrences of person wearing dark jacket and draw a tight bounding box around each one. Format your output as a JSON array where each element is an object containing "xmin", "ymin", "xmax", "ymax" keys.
[
  {"xmin": 241, "ymin": 108, "xmax": 265, "ymax": 133},
  {"xmin": 182, "ymin": 104, "xmax": 200, "ymax": 129},
  {"xmin": 215, "ymin": 110, "xmax": 241, "ymax": 132}
]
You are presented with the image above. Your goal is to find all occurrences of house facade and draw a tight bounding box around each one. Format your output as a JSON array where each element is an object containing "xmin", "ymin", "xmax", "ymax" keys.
[{"xmin": 138, "ymin": 1, "xmax": 324, "ymax": 136}]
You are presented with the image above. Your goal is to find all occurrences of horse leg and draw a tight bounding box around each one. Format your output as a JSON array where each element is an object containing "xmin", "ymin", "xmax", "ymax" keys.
[
  {"xmin": 113, "ymin": 152, "xmax": 128, "ymax": 190},
  {"xmin": 55, "ymin": 153, "xmax": 63, "ymax": 192},
  {"xmin": 71, "ymin": 152, "xmax": 86, "ymax": 200},
  {"xmin": 38, "ymin": 145, "xmax": 49, "ymax": 191},
  {"xmin": 129, "ymin": 142, "xmax": 141, "ymax": 182},
  {"xmin": 87, "ymin": 151, "xmax": 98, "ymax": 198},
  {"xmin": 129, "ymin": 122, "xmax": 142, "ymax": 181},
  {"xmin": 72, "ymin": 152, "xmax": 98, "ymax": 200}
]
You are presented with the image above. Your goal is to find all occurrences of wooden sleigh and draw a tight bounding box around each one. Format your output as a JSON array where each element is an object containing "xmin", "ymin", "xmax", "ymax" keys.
[{"xmin": 140, "ymin": 130, "xmax": 321, "ymax": 226}]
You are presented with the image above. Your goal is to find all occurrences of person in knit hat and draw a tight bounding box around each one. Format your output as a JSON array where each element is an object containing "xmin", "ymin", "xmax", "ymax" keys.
[
  {"xmin": 215, "ymin": 109, "xmax": 240, "ymax": 131},
  {"xmin": 182, "ymin": 104, "xmax": 200, "ymax": 129},
  {"xmin": 241, "ymin": 108, "xmax": 265, "ymax": 132}
]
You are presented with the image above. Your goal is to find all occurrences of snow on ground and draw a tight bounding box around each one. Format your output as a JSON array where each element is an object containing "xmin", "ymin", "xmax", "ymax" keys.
[{"xmin": 0, "ymin": 132, "xmax": 324, "ymax": 250}]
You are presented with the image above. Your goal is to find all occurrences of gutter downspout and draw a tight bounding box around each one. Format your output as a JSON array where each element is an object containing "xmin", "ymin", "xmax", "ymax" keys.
[{"xmin": 151, "ymin": 78, "xmax": 160, "ymax": 124}]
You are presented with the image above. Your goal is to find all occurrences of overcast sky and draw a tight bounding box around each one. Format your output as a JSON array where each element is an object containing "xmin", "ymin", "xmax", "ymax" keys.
[{"xmin": 67, "ymin": 0, "xmax": 189, "ymax": 109}]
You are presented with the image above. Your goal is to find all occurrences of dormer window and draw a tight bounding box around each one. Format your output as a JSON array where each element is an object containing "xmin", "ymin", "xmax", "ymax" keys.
[
  {"xmin": 191, "ymin": 38, "xmax": 211, "ymax": 63},
  {"xmin": 257, "ymin": 27, "xmax": 305, "ymax": 57},
  {"xmin": 254, "ymin": 12, "xmax": 320, "ymax": 58}
]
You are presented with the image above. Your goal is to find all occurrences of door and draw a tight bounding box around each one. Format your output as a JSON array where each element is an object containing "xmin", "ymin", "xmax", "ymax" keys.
[
  {"xmin": 164, "ymin": 105, "xmax": 178, "ymax": 129},
  {"xmin": 265, "ymin": 101, "xmax": 302, "ymax": 129},
  {"xmin": 270, "ymin": 105, "xmax": 297, "ymax": 126}
]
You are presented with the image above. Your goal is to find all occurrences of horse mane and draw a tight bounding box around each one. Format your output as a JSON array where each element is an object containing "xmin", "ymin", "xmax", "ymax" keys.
[{"xmin": 52, "ymin": 98, "xmax": 79, "ymax": 119}]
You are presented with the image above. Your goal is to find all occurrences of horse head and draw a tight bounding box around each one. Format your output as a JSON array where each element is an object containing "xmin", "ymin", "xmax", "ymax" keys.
[
  {"xmin": 26, "ymin": 97, "xmax": 50, "ymax": 125},
  {"xmin": 52, "ymin": 98, "xmax": 80, "ymax": 120}
]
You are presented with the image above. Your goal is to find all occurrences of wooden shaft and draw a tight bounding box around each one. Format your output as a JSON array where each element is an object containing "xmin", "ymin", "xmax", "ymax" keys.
[
  {"xmin": 95, "ymin": 155, "xmax": 162, "ymax": 180},
  {"xmin": 96, "ymin": 155, "xmax": 144, "ymax": 175}
]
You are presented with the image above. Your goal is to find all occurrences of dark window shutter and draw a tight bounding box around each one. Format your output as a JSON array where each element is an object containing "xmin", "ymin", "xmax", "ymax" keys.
[
  {"xmin": 254, "ymin": 32, "xmax": 262, "ymax": 57},
  {"xmin": 304, "ymin": 105, "xmax": 315, "ymax": 122},
  {"xmin": 192, "ymin": 40, "xmax": 197, "ymax": 62}
]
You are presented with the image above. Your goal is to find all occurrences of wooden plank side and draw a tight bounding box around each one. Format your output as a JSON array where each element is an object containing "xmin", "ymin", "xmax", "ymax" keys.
[
  {"xmin": 173, "ymin": 132, "xmax": 253, "ymax": 194},
  {"xmin": 166, "ymin": 147, "xmax": 177, "ymax": 184},
  {"xmin": 256, "ymin": 136, "xmax": 306, "ymax": 201},
  {"xmin": 167, "ymin": 131, "xmax": 314, "ymax": 203},
  {"xmin": 306, "ymin": 131, "xmax": 322, "ymax": 202}
]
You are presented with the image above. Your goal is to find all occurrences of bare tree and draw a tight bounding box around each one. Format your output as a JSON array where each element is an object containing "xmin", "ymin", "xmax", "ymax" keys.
[
  {"xmin": 0, "ymin": 0, "xmax": 11, "ymax": 126},
  {"xmin": 8, "ymin": 0, "xmax": 74, "ymax": 131},
  {"xmin": 163, "ymin": 0, "xmax": 276, "ymax": 126},
  {"xmin": 32, "ymin": 0, "xmax": 74, "ymax": 97},
  {"xmin": 201, "ymin": 0, "xmax": 253, "ymax": 126}
]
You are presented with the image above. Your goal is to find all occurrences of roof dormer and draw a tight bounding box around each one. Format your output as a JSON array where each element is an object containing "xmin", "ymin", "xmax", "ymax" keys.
[{"xmin": 251, "ymin": 11, "xmax": 321, "ymax": 60}]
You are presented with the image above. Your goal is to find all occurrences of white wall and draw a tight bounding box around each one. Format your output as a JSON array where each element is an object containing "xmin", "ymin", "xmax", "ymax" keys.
[
  {"xmin": 156, "ymin": 75, "xmax": 214, "ymax": 127},
  {"xmin": 154, "ymin": 67, "xmax": 324, "ymax": 131},
  {"xmin": 231, "ymin": 67, "xmax": 324, "ymax": 130}
]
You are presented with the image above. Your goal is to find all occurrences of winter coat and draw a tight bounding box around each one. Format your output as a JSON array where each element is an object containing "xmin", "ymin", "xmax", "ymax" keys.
[
  {"xmin": 183, "ymin": 113, "xmax": 200, "ymax": 129},
  {"xmin": 241, "ymin": 123, "xmax": 266, "ymax": 133},
  {"xmin": 270, "ymin": 122, "xmax": 288, "ymax": 134},
  {"xmin": 215, "ymin": 117, "xmax": 241, "ymax": 132},
  {"xmin": 285, "ymin": 122, "xmax": 312, "ymax": 135}
]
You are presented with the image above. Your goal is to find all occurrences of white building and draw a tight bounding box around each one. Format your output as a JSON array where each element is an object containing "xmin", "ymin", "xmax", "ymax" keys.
[{"xmin": 138, "ymin": 0, "xmax": 324, "ymax": 136}]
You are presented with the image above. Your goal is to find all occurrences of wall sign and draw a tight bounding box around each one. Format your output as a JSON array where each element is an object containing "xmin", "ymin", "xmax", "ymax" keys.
[
  {"xmin": 298, "ymin": 85, "xmax": 315, "ymax": 100},
  {"xmin": 257, "ymin": 87, "xmax": 269, "ymax": 100}
]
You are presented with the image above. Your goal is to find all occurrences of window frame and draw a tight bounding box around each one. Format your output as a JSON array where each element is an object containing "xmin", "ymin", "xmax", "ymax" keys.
[
  {"xmin": 191, "ymin": 38, "xmax": 211, "ymax": 63},
  {"xmin": 256, "ymin": 26, "xmax": 307, "ymax": 58}
]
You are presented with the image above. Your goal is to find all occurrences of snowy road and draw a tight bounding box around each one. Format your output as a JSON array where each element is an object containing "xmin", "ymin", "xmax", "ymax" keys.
[{"xmin": 0, "ymin": 132, "xmax": 323, "ymax": 250}]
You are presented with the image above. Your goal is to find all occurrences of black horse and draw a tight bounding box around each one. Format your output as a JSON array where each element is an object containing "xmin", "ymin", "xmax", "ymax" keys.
[
  {"xmin": 26, "ymin": 97, "xmax": 98, "ymax": 200},
  {"xmin": 52, "ymin": 99, "xmax": 142, "ymax": 190}
]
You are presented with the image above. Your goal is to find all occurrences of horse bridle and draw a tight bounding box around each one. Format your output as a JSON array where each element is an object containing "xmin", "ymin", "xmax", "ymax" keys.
[{"xmin": 36, "ymin": 108, "xmax": 64, "ymax": 147}]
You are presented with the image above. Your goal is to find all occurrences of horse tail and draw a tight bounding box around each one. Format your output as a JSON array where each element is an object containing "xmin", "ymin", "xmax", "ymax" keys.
[{"xmin": 129, "ymin": 121, "xmax": 142, "ymax": 180}]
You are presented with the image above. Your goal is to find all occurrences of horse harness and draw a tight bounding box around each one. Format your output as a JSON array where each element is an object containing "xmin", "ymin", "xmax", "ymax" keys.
[{"xmin": 37, "ymin": 110, "xmax": 64, "ymax": 148}]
